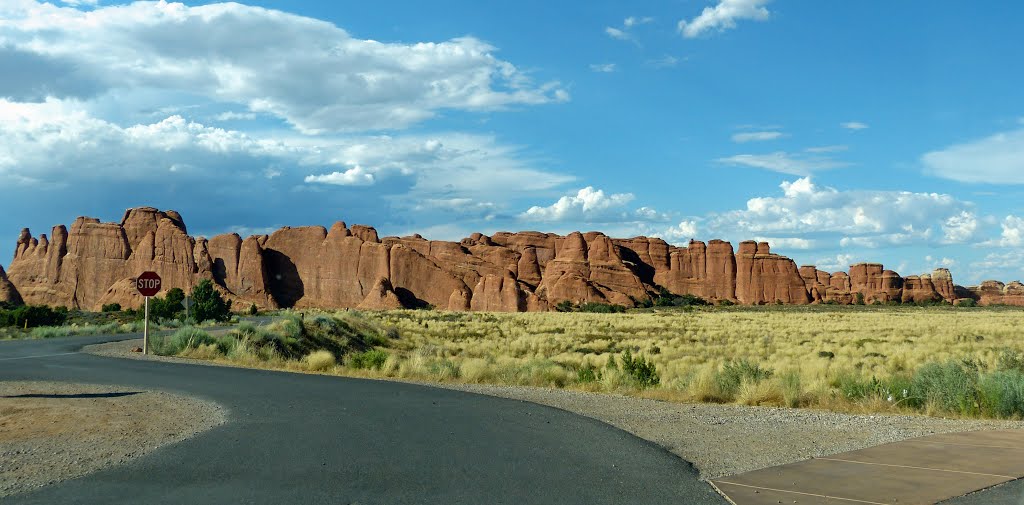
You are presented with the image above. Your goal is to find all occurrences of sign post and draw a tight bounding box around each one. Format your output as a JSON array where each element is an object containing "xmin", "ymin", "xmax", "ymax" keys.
[{"xmin": 136, "ymin": 271, "xmax": 162, "ymax": 355}]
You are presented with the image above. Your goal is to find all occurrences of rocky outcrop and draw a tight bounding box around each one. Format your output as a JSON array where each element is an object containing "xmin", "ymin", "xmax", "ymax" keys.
[
  {"xmin": 0, "ymin": 264, "xmax": 22, "ymax": 305},
  {"xmin": 357, "ymin": 277, "xmax": 405, "ymax": 310},
  {"xmin": 6, "ymin": 206, "xmax": 972, "ymax": 311},
  {"xmin": 966, "ymin": 281, "xmax": 1024, "ymax": 306}
]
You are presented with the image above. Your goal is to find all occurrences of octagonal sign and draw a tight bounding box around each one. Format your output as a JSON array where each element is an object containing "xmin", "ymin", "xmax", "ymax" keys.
[{"xmin": 136, "ymin": 271, "xmax": 162, "ymax": 297}]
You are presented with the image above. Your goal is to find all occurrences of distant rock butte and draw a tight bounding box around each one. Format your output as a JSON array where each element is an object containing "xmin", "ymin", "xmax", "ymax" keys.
[{"xmin": 3, "ymin": 207, "xmax": 1015, "ymax": 310}]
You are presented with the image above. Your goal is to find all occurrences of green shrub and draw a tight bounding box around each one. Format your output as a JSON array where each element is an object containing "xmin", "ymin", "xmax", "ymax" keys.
[
  {"xmin": 620, "ymin": 349, "xmax": 659, "ymax": 388},
  {"xmin": 0, "ymin": 305, "xmax": 68, "ymax": 328},
  {"xmin": 555, "ymin": 300, "xmax": 575, "ymax": 312},
  {"xmin": 577, "ymin": 365, "xmax": 598, "ymax": 383},
  {"xmin": 978, "ymin": 371, "xmax": 1024, "ymax": 418},
  {"xmin": 909, "ymin": 361, "xmax": 978, "ymax": 414},
  {"xmin": 152, "ymin": 327, "xmax": 216, "ymax": 355},
  {"xmin": 780, "ymin": 370, "xmax": 802, "ymax": 407},
  {"xmin": 348, "ymin": 349, "xmax": 389, "ymax": 370},
  {"xmin": 248, "ymin": 303, "xmax": 259, "ymax": 315},
  {"xmin": 958, "ymin": 298, "xmax": 978, "ymax": 308},
  {"xmin": 190, "ymin": 280, "xmax": 232, "ymax": 322},
  {"xmin": 101, "ymin": 303, "xmax": 122, "ymax": 312},
  {"xmin": 716, "ymin": 359, "xmax": 773, "ymax": 398},
  {"xmin": 577, "ymin": 303, "xmax": 626, "ymax": 314}
]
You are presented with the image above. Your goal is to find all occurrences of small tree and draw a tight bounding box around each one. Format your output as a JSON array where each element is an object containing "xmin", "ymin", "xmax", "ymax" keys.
[{"xmin": 190, "ymin": 279, "xmax": 232, "ymax": 322}]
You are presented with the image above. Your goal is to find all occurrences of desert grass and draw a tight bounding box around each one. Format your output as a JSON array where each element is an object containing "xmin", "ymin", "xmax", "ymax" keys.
[{"xmin": 152, "ymin": 306, "xmax": 1024, "ymax": 419}]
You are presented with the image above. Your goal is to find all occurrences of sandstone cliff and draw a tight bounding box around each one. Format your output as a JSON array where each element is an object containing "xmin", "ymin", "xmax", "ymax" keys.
[
  {"xmin": 0, "ymin": 264, "xmax": 22, "ymax": 305},
  {"xmin": 5, "ymin": 207, "xmax": 985, "ymax": 311}
]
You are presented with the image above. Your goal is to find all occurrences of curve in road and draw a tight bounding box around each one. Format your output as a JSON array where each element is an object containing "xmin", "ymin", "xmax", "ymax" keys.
[{"xmin": 1, "ymin": 334, "xmax": 728, "ymax": 505}]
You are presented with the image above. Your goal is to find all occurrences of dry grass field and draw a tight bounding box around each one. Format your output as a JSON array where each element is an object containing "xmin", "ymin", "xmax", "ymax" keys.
[{"xmin": 154, "ymin": 306, "xmax": 1024, "ymax": 419}]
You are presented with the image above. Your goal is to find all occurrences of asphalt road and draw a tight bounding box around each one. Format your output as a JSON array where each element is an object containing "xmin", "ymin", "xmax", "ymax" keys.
[{"xmin": 0, "ymin": 334, "xmax": 728, "ymax": 505}]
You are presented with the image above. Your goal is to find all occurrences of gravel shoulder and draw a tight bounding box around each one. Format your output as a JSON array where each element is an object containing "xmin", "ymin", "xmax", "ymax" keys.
[
  {"xmin": 85, "ymin": 339, "xmax": 1024, "ymax": 480},
  {"xmin": 0, "ymin": 380, "xmax": 226, "ymax": 498}
]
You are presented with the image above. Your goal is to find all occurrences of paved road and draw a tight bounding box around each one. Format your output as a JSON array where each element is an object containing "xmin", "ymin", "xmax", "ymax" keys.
[{"xmin": 0, "ymin": 334, "xmax": 727, "ymax": 504}]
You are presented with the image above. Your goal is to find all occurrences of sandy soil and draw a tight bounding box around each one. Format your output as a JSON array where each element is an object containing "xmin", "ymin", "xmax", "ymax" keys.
[{"xmin": 0, "ymin": 380, "xmax": 226, "ymax": 497}]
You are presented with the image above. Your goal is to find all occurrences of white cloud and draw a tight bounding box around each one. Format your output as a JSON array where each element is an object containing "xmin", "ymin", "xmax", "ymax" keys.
[
  {"xmin": 704, "ymin": 177, "xmax": 975, "ymax": 249},
  {"xmin": 678, "ymin": 0, "xmax": 771, "ymax": 38},
  {"xmin": 982, "ymin": 215, "xmax": 1024, "ymax": 247},
  {"xmin": 925, "ymin": 255, "xmax": 957, "ymax": 268},
  {"xmin": 590, "ymin": 63, "xmax": 617, "ymax": 73},
  {"xmin": 969, "ymin": 250, "xmax": 1024, "ymax": 283},
  {"xmin": 623, "ymin": 16, "xmax": 654, "ymax": 28},
  {"xmin": 753, "ymin": 237, "xmax": 815, "ymax": 250},
  {"xmin": 815, "ymin": 254, "xmax": 856, "ymax": 272},
  {"xmin": 214, "ymin": 111, "xmax": 258, "ymax": 121},
  {"xmin": 652, "ymin": 220, "xmax": 699, "ymax": 243},
  {"xmin": 304, "ymin": 166, "xmax": 375, "ymax": 186},
  {"xmin": 731, "ymin": 131, "xmax": 785, "ymax": 143},
  {"xmin": 841, "ymin": 121, "xmax": 870, "ymax": 130},
  {"xmin": 1, "ymin": 1, "xmax": 567, "ymax": 133},
  {"xmin": 716, "ymin": 151, "xmax": 848, "ymax": 175},
  {"xmin": 59, "ymin": 0, "xmax": 98, "ymax": 5},
  {"xmin": 647, "ymin": 55, "xmax": 680, "ymax": 68},
  {"xmin": 804, "ymin": 145, "xmax": 848, "ymax": 153},
  {"xmin": 922, "ymin": 128, "xmax": 1024, "ymax": 184},
  {"xmin": 521, "ymin": 187, "xmax": 636, "ymax": 222},
  {"xmin": 0, "ymin": 99, "xmax": 573, "ymax": 204},
  {"xmin": 605, "ymin": 27, "xmax": 630, "ymax": 40},
  {"xmin": 941, "ymin": 211, "xmax": 979, "ymax": 244}
]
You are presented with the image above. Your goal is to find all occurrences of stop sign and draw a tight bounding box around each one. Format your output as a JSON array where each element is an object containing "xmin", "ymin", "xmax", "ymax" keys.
[{"xmin": 136, "ymin": 271, "xmax": 162, "ymax": 297}]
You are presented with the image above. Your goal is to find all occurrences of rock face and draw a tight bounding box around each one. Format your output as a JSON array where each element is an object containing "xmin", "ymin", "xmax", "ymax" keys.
[
  {"xmin": 965, "ymin": 281, "xmax": 1024, "ymax": 306},
  {"xmin": 0, "ymin": 264, "xmax": 22, "ymax": 305},
  {"xmin": 6, "ymin": 207, "xmax": 976, "ymax": 311}
]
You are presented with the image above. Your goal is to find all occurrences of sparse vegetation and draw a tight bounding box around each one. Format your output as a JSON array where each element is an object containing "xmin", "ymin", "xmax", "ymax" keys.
[{"xmin": 143, "ymin": 305, "xmax": 1024, "ymax": 420}]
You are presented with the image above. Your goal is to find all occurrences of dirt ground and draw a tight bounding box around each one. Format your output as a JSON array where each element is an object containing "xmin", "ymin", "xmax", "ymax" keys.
[{"xmin": 0, "ymin": 381, "xmax": 226, "ymax": 498}]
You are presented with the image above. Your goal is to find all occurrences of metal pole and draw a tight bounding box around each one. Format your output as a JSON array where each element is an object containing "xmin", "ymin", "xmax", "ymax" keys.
[{"xmin": 143, "ymin": 296, "xmax": 150, "ymax": 355}]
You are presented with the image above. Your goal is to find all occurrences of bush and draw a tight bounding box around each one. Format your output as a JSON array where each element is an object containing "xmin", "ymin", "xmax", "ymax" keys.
[
  {"xmin": 716, "ymin": 359, "xmax": 773, "ymax": 399},
  {"xmin": 348, "ymin": 349, "xmax": 389, "ymax": 370},
  {"xmin": 957, "ymin": 298, "xmax": 978, "ymax": 308},
  {"xmin": 248, "ymin": 303, "xmax": 259, "ymax": 315},
  {"xmin": 101, "ymin": 303, "xmax": 122, "ymax": 312},
  {"xmin": 577, "ymin": 302, "xmax": 626, "ymax": 314},
  {"xmin": 909, "ymin": 361, "xmax": 978, "ymax": 414},
  {"xmin": 149, "ymin": 288, "xmax": 185, "ymax": 320},
  {"xmin": 190, "ymin": 280, "xmax": 232, "ymax": 322},
  {"xmin": 620, "ymin": 349, "xmax": 659, "ymax": 388},
  {"xmin": 577, "ymin": 365, "xmax": 598, "ymax": 383},
  {"xmin": 0, "ymin": 305, "xmax": 68, "ymax": 328},
  {"xmin": 152, "ymin": 327, "xmax": 216, "ymax": 355},
  {"xmin": 304, "ymin": 350, "xmax": 337, "ymax": 371},
  {"xmin": 555, "ymin": 300, "xmax": 575, "ymax": 312},
  {"xmin": 978, "ymin": 371, "xmax": 1024, "ymax": 418}
]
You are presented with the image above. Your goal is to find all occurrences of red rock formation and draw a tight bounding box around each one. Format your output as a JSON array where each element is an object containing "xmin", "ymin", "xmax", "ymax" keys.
[
  {"xmin": 7, "ymin": 206, "xmax": 970, "ymax": 312},
  {"xmin": 357, "ymin": 277, "xmax": 405, "ymax": 310},
  {"xmin": 0, "ymin": 264, "xmax": 22, "ymax": 305},
  {"xmin": 967, "ymin": 281, "xmax": 1024, "ymax": 306},
  {"xmin": 735, "ymin": 242, "xmax": 810, "ymax": 305}
]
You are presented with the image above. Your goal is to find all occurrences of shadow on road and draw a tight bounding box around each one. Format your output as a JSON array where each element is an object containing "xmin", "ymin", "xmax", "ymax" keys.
[{"xmin": 2, "ymin": 391, "xmax": 143, "ymax": 399}]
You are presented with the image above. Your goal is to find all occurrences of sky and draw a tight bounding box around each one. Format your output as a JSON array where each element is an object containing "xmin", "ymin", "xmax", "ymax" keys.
[{"xmin": 1, "ymin": 0, "xmax": 1023, "ymax": 285}]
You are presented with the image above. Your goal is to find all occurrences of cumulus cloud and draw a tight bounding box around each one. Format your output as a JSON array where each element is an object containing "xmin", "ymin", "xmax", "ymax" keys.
[
  {"xmin": 753, "ymin": 237, "xmax": 815, "ymax": 250},
  {"xmin": 704, "ymin": 177, "xmax": 975, "ymax": 249},
  {"xmin": 922, "ymin": 128, "xmax": 1024, "ymax": 184},
  {"xmin": 941, "ymin": 211, "xmax": 979, "ymax": 244},
  {"xmin": 731, "ymin": 131, "xmax": 786, "ymax": 143},
  {"xmin": 590, "ymin": 63, "xmax": 617, "ymax": 73},
  {"xmin": 716, "ymin": 151, "xmax": 849, "ymax": 175},
  {"xmin": 815, "ymin": 254, "xmax": 857, "ymax": 272},
  {"xmin": 982, "ymin": 215, "xmax": 1024, "ymax": 247},
  {"xmin": 841, "ymin": 121, "xmax": 870, "ymax": 130},
  {"xmin": 520, "ymin": 187, "xmax": 637, "ymax": 222},
  {"xmin": 0, "ymin": 99, "xmax": 573, "ymax": 204},
  {"xmin": 652, "ymin": 221, "xmax": 699, "ymax": 243},
  {"xmin": 0, "ymin": 1, "xmax": 567, "ymax": 133},
  {"xmin": 678, "ymin": 0, "xmax": 771, "ymax": 38}
]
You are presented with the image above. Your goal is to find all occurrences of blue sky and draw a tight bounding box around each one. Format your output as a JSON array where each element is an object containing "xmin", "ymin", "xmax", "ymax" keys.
[{"xmin": 1, "ymin": 0, "xmax": 1023, "ymax": 284}]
